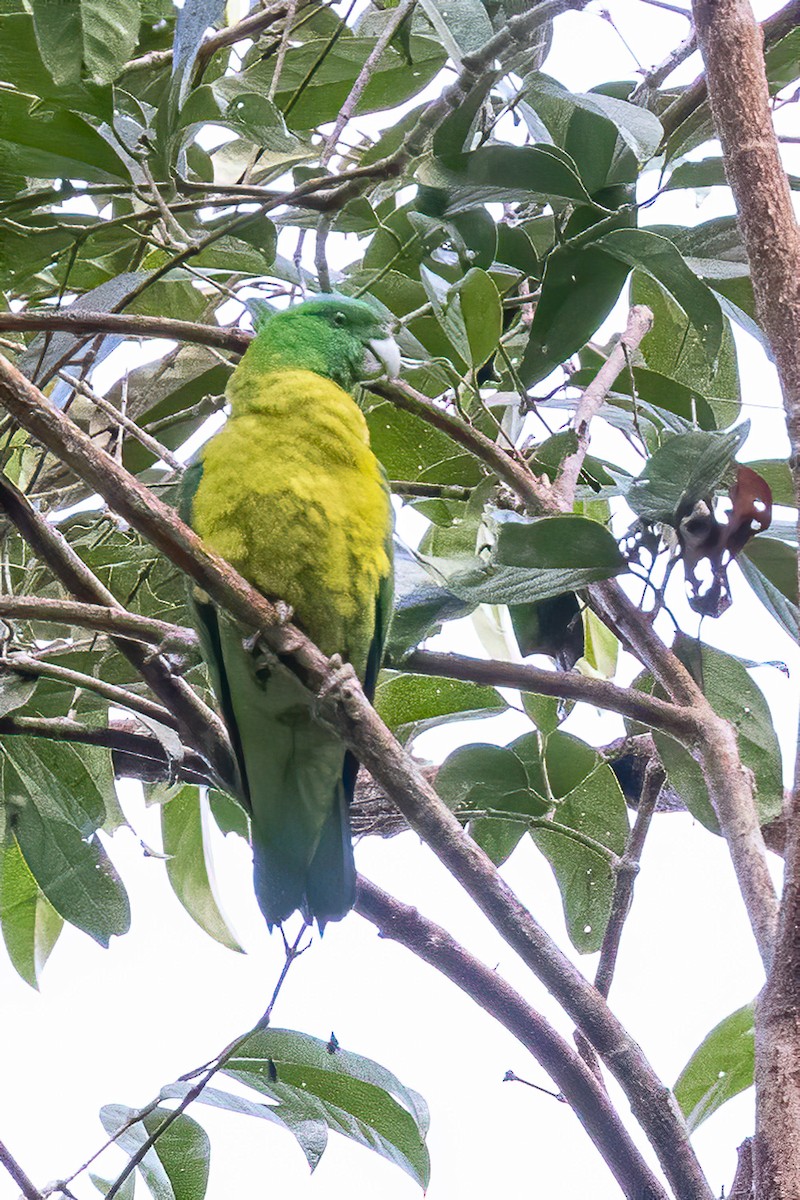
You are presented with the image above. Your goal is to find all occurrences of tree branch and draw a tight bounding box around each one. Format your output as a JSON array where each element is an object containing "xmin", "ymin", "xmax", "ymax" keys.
[
  {"xmin": 399, "ymin": 649, "xmax": 699, "ymax": 741},
  {"xmin": 0, "ymin": 351, "xmax": 713, "ymax": 1200},
  {"xmin": 0, "ymin": 311, "xmax": 249, "ymax": 354},
  {"xmin": 0, "ymin": 595, "xmax": 198, "ymax": 654},
  {"xmin": 552, "ymin": 305, "xmax": 654, "ymax": 509},
  {"xmin": 355, "ymin": 876, "xmax": 669, "ymax": 1200},
  {"xmin": 0, "ymin": 653, "xmax": 178, "ymax": 728},
  {"xmin": 0, "ymin": 478, "xmax": 234, "ymax": 787},
  {"xmin": 0, "ymin": 715, "xmax": 213, "ymax": 787},
  {"xmin": 0, "ymin": 1138, "xmax": 43, "ymax": 1200},
  {"xmin": 660, "ymin": 0, "xmax": 800, "ymax": 142},
  {"xmin": 594, "ymin": 757, "xmax": 665, "ymax": 998}
]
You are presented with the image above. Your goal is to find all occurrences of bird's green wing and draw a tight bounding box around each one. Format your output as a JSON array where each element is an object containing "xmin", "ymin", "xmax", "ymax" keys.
[{"xmin": 307, "ymin": 485, "xmax": 393, "ymax": 922}]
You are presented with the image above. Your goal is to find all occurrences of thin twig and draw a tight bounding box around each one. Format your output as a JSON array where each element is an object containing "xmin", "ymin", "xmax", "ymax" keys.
[
  {"xmin": 552, "ymin": 306, "xmax": 654, "ymax": 510},
  {"xmin": 319, "ymin": 0, "xmax": 418, "ymax": 166},
  {"xmin": 102, "ymin": 926, "xmax": 308, "ymax": 1200},
  {"xmin": 400, "ymin": 649, "xmax": 700, "ymax": 741},
  {"xmin": 1, "ymin": 653, "xmax": 178, "ymax": 728},
  {"xmin": 0, "ymin": 595, "xmax": 198, "ymax": 653},
  {"xmin": 59, "ymin": 371, "xmax": 184, "ymax": 471},
  {"xmin": 629, "ymin": 28, "xmax": 697, "ymax": 104},
  {"xmin": 0, "ymin": 1138, "xmax": 43, "ymax": 1200},
  {"xmin": 594, "ymin": 757, "xmax": 666, "ymax": 998}
]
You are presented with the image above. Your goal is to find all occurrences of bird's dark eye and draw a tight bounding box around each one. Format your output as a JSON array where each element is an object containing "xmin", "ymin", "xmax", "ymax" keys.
[{"xmin": 332, "ymin": 311, "xmax": 346, "ymax": 326}]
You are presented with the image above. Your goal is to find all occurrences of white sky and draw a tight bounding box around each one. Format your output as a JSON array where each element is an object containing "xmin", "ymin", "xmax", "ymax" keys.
[{"xmin": 1, "ymin": 1, "xmax": 799, "ymax": 1198}]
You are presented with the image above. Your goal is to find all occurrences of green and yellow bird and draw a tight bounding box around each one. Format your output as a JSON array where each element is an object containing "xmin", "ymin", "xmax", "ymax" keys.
[{"xmin": 181, "ymin": 295, "xmax": 397, "ymax": 928}]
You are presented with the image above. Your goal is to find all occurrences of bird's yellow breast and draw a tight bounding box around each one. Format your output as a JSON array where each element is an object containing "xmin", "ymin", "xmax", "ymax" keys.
[{"xmin": 192, "ymin": 369, "xmax": 391, "ymax": 673}]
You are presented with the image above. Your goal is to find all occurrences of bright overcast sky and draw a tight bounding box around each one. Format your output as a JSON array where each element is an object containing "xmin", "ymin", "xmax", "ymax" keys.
[{"xmin": 1, "ymin": 1, "xmax": 799, "ymax": 1198}]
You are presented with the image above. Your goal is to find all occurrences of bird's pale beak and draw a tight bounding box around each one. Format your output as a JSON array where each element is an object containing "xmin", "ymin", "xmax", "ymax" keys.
[{"xmin": 367, "ymin": 334, "xmax": 401, "ymax": 379}]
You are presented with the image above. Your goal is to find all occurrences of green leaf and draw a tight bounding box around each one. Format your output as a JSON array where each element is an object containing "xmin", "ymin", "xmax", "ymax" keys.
[
  {"xmin": 2, "ymin": 13, "xmax": 111, "ymax": 116},
  {"xmin": 90, "ymin": 1171, "xmax": 136, "ymax": 1199},
  {"xmin": 13, "ymin": 805, "xmax": 130, "ymax": 947},
  {"xmin": 208, "ymin": 791, "xmax": 250, "ymax": 841},
  {"xmin": 161, "ymin": 1082, "xmax": 326, "ymax": 1171},
  {"xmin": 519, "ymin": 244, "xmax": 630, "ymax": 385},
  {"xmin": 597, "ymin": 229, "xmax": 723, "ymax": 363},
  {"xmin": 161, "ymin": 787, "xmax": 244, "ymax": 953},
  {"xmin": 418, "ymin": 0, "xmax": 494, "ymax": 61},
  {"xmin": 100, "ymin": 1105, "xmax": 210, "ymax": 1200},
  {"xmin": 531, "ymin": 758, "xmax": 629, "ymax": 953},
  {"xmin": 0, "ymin": 738, "xmax": 128, "ymax": 945},
  {"xmin": 626, "ymin": 426, "xmax": 749, "ymax": 525},
  {"xmin": 30, "ymin": 0, "xmax": 141, "ymax": 86},
  {"xmin": 436, "ymin": 742, "xmax": 549, "ymax": 864},
  {"xmin": 458, "ymin": 268, "xmax": 502, "ymax": 368},
  {"xmin": 631, "ymin": 271, "xmax": 741, "ymax": 427},
  {"xmin": 375, "ymin": 672, "xmax": 507, "ymax": 741},
  {"xmin": 0, "ymin": 91, "xmax": 130, "ymax": 183},
  {"xmin": 523, "ymin": 74, "xmax": 662, "ymax": 191},
  {"xmin": 0, "ymin": 675, "xmax": 37, "ymax": 718},
  {"xmin": 416, "ymin": 144, "xmax": 595, "ymax": 212},
  {"xmin": 739, "ymin": 538, "xmax": 799, "ymax": 641},
  {"xmin": 386, "ymin": 545, "xmax": 474, "ymax": 659},
  {"xmin": 82, "ymin": 0, "xmax": 142, "ymax": 84},
  {"xmin": 223, "ymin": 1029, "xmax": 430, "ymax": 1188},
  {"xmin": 743, "ymin": 460, "xmax": 795, "ymax": 508},
  {"xmin": 251, "ymin": 36, "xmax": 447, "ymax": 130},
  {"xmin": 510, "ymin": 592, "xmax": 583, "ymax": 669},
  {"xmin": 644, "ymin": 637, "xmax": 784, "ymax": 834},
  {"xmin": 0, "ymin": 836, "xmax": 63, "ymax": 989},
  {"xmin": 366, "ymin": 402, "xmax": 483, "ymax": 485},
  {"xmin": 674, "ymin": 1002, "xmax": 755, "ymax": 1132}
]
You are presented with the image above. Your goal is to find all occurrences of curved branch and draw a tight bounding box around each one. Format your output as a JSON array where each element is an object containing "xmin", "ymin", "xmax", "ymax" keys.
[
  {"xmin": 0, "ymin": 714, "xmax": 212, "ymax": 786},
  {"xmin": 0, "ymin": 350, "xmax": 712, "ymax": 1200},
  {"xmin": 355, "ymin": 876, "xmax": 669, "ymax": 1200},
  {"xmin": 0, "ymin": 477, "xmax": 234, "ymax": 787},
  {"xmin": 400, "ymin": 649, "xmax": 700, "ymax": 741},
  {"xmin": 0, "ymin": 311, "xmax": 250, "ymax": 354},
  {"xmin": 0, "ymin": 595, "xmax": 198, "ymax": 653},
  {"xmin": 1, "ymin": 653, "xmax": 178, "ymax": 728}
]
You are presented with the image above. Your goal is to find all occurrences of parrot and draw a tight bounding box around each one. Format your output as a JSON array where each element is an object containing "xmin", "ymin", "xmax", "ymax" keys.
[{"xmin": 180, "ymin": 295, "xmax": 399, "ymax": 929}]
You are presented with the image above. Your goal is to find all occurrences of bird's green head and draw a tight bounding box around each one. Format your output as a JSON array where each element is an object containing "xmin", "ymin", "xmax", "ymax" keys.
[{"xmin": 241, "ymin": 294, "xmax": 400, "ymax": 391}]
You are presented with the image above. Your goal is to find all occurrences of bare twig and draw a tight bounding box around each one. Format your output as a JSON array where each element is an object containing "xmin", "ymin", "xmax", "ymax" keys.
[
  {"xmin": 355, "ymin": 877, "xmax": 669, "ymax": 1200},
  {"xmin": 59, "ymin": 371, "xmax": 184, "ymax": 471},
  {"xmin": 0, "ymin": 653, "xmax": 178, "ymax": 728},
  {"xmin": 121, "ymin": 0, "xmax": 294, "ymax": 77},
  {"xmin": 400, "ymin": 649, "xmax": 700, "ymax": 741},
  {"xmin": 0, "ymin": 1138, "xmax": 43, "ymax": 1200},
  {"xmin": 102, "ymin": 925, "xmax": 308, "ymax": 1200},
  {"xmin": 552, "ymin": 306, "xmax": 654, "ymax": 510},
  {"xmin": 0, "ymin": 595, "xmax": 199, "ymax": 654},
  {"xmin": 629, "ymin": 28, "xmax": 697, "ymax": 105},
  {"xmin": 320, "ymin": 0, "xmax": 418, "ymax": 166}
]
